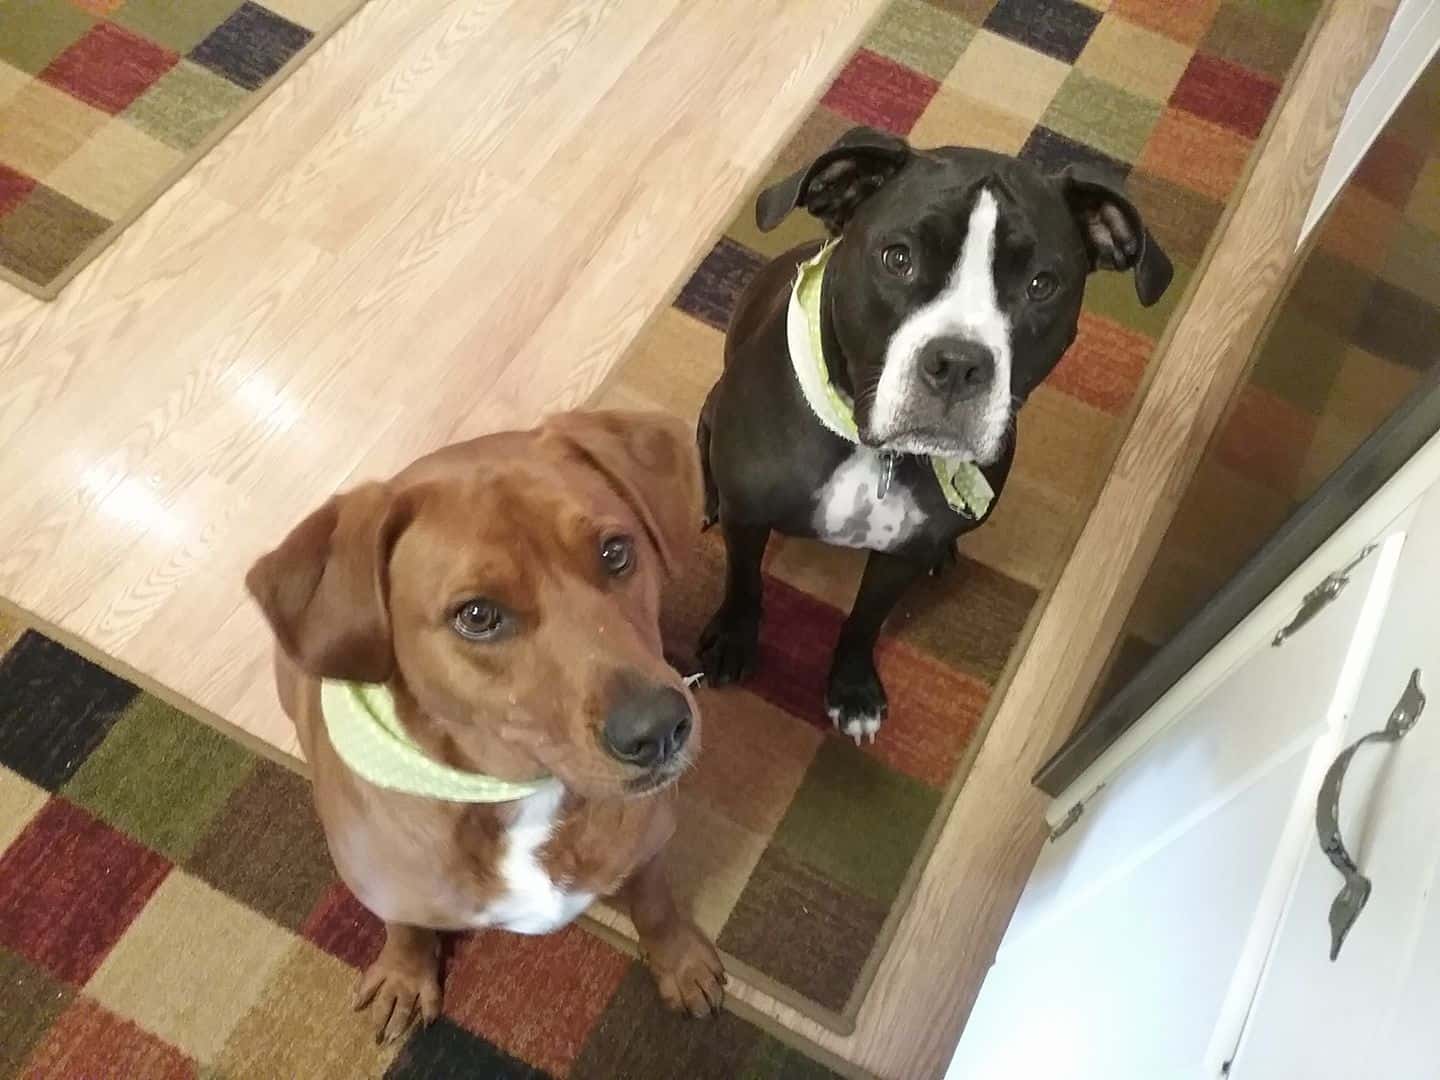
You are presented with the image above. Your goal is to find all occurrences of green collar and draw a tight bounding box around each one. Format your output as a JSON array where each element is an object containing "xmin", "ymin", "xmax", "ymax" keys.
[
  {"xmin": 321, "ymin": 680, "xmax": 548, "ymax": 803},
  {"xmin": 787, "ymin": 242, "xmax": 994, "ymax": 520}
]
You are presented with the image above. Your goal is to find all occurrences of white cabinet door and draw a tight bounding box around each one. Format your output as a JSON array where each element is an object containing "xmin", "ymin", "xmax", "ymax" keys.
[
  {"xmin": 948, "ymin": 531, "xmax": 1404, "ymax": 1080},
  {"xmin": 1229, "ymin": 485, "xmax": 1440, "ymax": 1080}
]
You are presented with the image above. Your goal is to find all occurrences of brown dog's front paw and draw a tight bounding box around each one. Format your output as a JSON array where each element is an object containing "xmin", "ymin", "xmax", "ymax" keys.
[
  {"xmin": 644, "ymin": 921, "xmax": 727, "ymax": 1018},
  {"xmin": 353, "ymin": 929, "xmax": 443, "ymax": 1044}
]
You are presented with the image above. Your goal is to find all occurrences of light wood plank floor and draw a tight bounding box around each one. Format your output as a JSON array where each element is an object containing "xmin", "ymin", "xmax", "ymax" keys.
[
  {"xmin": 0, "ymin": 0, "xmax": 885, "ymax": 756},
  {"xmin": 0, "ymin": 0, "xmax": 1396, "ymax": 1076}
]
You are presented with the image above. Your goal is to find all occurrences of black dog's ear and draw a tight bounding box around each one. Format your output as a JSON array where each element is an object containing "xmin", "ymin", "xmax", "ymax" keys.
[
  {"xmin": 1059, "ymin": 166, "xmax": 1174, "ymax": 307},
  {"xmin": 755, "ymin": 126, "xmax": 912, "ymax": 235}
]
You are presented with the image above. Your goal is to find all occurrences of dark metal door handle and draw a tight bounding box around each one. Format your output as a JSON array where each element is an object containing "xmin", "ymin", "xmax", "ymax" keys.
[{"xmin": 1316, "ymin": 669, "xmax": 1426, "ymax": 960}]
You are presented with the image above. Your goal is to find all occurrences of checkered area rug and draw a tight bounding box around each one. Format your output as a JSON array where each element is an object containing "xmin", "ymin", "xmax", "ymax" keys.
[
  {"xmin": 0, "ymin": 621, "xmax": 849, "ymax": 1079},
  {"xmin": 1111, "ymin": 55, "xmax": 1440, "ymax": 687},
  {"xmin": 598, "ymin": 0, "xmax": 1324, "ymax": 1029},
  {"xmin": 0, "ymin": 0, "xmax": 364, "ymax": 298}
]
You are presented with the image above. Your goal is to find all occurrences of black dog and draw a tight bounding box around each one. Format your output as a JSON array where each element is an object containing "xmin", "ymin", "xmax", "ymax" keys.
[{"xmin": 696, "ymin": 127, "xmax": 1172, "ymax": 741}]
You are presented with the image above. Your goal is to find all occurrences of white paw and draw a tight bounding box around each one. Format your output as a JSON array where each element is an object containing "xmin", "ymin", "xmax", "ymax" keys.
[{"xmin": 827, "ymin": 705, "xmax": 882, "ymax": 745}]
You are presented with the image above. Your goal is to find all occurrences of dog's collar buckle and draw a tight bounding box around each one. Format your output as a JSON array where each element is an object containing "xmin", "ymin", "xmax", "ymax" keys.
[{"xmin": 877, "ymin": 451, "xmax": 897, "ymax": 499}]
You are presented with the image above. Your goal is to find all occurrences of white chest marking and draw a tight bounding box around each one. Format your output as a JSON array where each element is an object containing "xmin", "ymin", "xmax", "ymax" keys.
[
  {"xmin": 812, "ymin": 448, "xmax": 927, "ymax": 551},
  {"xmin": 471, "ymin": 781, "xmax": 594, "ymax": 935},
  {"xmin": 871, "ymin": 189, "xmax": 1014, "ymax": 462}
]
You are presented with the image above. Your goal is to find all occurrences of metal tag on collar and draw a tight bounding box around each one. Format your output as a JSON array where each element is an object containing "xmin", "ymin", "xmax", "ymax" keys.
[{"xmin": 877, "ymin": 452, "xmax": 897, "ymax": 499}]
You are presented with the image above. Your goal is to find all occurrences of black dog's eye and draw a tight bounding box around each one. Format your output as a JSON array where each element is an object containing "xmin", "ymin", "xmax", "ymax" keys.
[
  {"xmin": 600, "ymin": 535, "xmax": 634, "ymax": 577},
  {"xmin": 881, "ymin": 243, "xmax": 914, "ymax": 278},
  {"xmin": 1027, "ymin": 271, "xmax": 1059, "ymax": 301},
  {"xmin": 453, "ymin": 600, "xmax": 504, "ymax": 641}
]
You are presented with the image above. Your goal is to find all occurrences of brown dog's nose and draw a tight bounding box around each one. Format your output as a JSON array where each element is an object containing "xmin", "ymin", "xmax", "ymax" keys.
[
  {"xmin": 603, "ymin": 685, "xmax": 692, "ymax": 767},
  {"xmin": 919, "ymin": 337, "xmax": 993, "ymax": 400}
]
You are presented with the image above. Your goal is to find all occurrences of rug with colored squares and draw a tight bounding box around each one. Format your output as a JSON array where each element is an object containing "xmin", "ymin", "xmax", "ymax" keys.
[
  {"xmin": 0, "ymin": 0, "xmax": 367, "ymax": 298},
  {"xmin": 0, "ymin": 622, "xmax": 856, "ymax": 1080},
  {"xmin": 598, "ymin": 0, "xmax": 1326, "ymax": 1030}
]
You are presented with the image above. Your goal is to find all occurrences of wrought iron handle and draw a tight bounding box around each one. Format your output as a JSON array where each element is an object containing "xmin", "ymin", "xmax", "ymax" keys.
[{"xmin": 1315, "ymin": 669, "xmax": 1426, "ymax": 961}]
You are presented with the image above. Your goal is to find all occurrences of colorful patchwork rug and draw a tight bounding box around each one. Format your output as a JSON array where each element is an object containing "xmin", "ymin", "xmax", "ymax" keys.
[
  {"xmin": 0, "ymin": 0, "xmax": 367, "ymax": 299},
  {"xmin": 0, "ymin": 622, "xmax": 855, "ymax": 1079},
  {"xmin": 1107, "ymin": 54, "xmax": 1440, "ymax": 693},
  {"xmin": 597, "ymin": 0, "xmax": 1327, "ymax": 1031}
]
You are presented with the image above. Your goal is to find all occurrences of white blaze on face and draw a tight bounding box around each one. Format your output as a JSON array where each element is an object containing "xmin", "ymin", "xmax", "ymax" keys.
[{"xmin": 870, "ymin": 188, "xmax": 1013, "ymax": 463}]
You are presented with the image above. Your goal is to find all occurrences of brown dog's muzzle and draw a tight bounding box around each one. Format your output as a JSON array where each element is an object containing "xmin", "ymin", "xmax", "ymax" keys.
[{"xmin": 601, "ymin": 674, "xmax": 694, "ymax": 770}]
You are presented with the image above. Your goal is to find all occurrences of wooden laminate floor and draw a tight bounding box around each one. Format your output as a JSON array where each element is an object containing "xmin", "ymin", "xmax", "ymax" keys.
[
  {"xmin": 0, "ymin": 0, "xmax": 1395, "ymax": 1076},
  {"xmin": 0, "ymin": 0, "xmax": 885, "ymax": 756}
]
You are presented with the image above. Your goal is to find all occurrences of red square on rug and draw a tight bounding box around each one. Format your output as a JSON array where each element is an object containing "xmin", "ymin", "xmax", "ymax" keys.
[
  {"xmin": 1170, "ymin": 52, "xmax": 1279, "ymax": 140},
  {"xmin": 873, "ymin": 643, "xmax": 990, "ymax": 788},
  {"xmin": 39, "ymin": 22, "xmax": 179, "ymax": 115},
  {"xmin": 749, "ymin": 575, "xmax": 843, "ymax": 722},
  {"xmin": 1047, "ymin": 311, "xmax": 1155, "ymax": 415},
  {"xmin": 301, "ymin": 881, "xmax": 384, "ymax": 971},
  {"xmin": 443, "ymin": 924, "xmax": 630, "ymax": 1076},
  {"xmin": 1138, "ymin": 107, "xmax": 1252, "ymax": 203},
  {"xmin": 0, "ymin": 798, "xmax": 171, "ymax": 984},
  {"xmin": 820, "ymin": 48, "xmax": 939, "ymax": 135},
  {"xmin": 18, "ymin": 997, "xmax": 196, "ymax": 1080},
  {"xmin": 750, "ymin": 575, "xmax": 987, "ymax": 787},
  {"xmin": 0, "ymin": 164, "xmax": 37, "ymax": 217}
]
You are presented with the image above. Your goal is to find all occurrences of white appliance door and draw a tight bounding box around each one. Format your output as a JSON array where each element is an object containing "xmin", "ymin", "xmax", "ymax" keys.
[
  {"xmin": 948, "ymin": 531, "xmax": 1403, "ymax": 1080},
  {"xmin": 1230, "ymin": 484, "xmax": 1440, "ymax": 1080}
]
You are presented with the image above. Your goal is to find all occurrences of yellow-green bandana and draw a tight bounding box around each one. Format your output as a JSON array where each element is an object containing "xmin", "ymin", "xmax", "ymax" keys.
[
  {"xmin": 321, "ymin": 680, "xmax": 547, "ymax": 803},
  {"xmin": 786, "ymin": 243, "xmax": 994, "ymax": 520}
]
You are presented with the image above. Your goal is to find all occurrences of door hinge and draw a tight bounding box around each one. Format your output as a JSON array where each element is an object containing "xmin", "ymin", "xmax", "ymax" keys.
[
  {"xmin": 1048, "ymin": 801, "xmax": 1084, "ymax": 841},
  {"xmin": 1272, "ymin": 543, "xmax": 1377, "ymax": 648}
]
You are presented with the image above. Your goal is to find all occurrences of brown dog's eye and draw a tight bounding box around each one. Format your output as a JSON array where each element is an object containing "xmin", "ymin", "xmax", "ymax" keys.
[
  {"xmin": 881, "ymin": 243, "xmax": 913, "ymax": 278},
  {"xmin": 453, "ymin": 600, "xmax": 503, "ymax": 641},
  {"xmin": 1027, "ymin": 271, "xmax": 1058, "ymax": 301},
  {"xmin": 600, "ymin": 536, "xmax": 634, "ymax": 577}
]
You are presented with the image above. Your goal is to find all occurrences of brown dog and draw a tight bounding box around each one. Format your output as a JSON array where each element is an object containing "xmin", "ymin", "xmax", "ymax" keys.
[{"xmin": 246, "ymin": 409, "xmax": 724, "ymax": 1042}]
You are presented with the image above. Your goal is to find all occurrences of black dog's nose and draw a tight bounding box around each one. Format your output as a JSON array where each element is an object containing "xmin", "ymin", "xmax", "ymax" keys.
[
  {"xmin": 603, "ymin": 685, "xmax": 692, "ymax": 767},
  {"xmin": 919, "ymin": 338, "xmax": 994, "ymax": 400}
]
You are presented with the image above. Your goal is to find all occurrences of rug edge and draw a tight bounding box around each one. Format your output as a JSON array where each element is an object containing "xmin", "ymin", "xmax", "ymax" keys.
[{"xmin": 0, "ymin": 0, "xmax": 376, "ymax": 302}]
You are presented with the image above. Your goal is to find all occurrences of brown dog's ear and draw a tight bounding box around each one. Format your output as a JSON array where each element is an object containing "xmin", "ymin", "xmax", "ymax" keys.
[
  {"xmin": 755, "ymin": 126, "xmax": 912, "ymax": 235},
  {"xmin": 245, "ymin": 483, "xmax": 411, "ymax": 683},
  {"xmin": 543, "ymin": 410, "xmax": 701, "ymax": 579},
  {"xmin": 1058, "ymin": 165, "xmax": 1174, "ymax": 307}
]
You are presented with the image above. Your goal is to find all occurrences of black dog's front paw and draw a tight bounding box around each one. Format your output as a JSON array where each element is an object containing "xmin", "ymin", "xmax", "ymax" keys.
[
  {"xmin": 826, "ymin": 654, "xmax": 887, "ymax": 744},
  {"xmin": 698, "ymin": 607, "xmax": 760, "ymax": 686}
]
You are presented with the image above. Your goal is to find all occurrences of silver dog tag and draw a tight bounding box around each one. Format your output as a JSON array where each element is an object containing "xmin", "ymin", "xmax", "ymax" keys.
[{"xmin": 877, "ymin": 452, "xmax": 897, "ymax": 499}]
